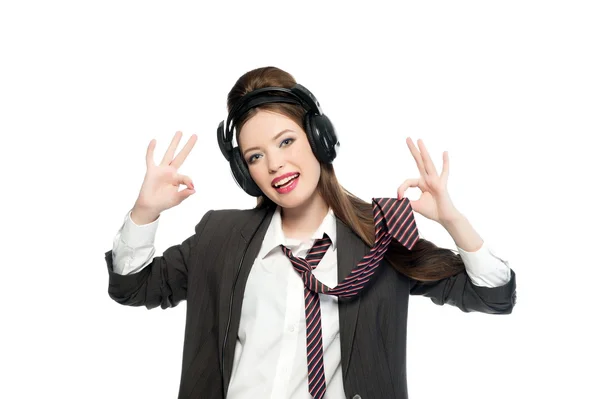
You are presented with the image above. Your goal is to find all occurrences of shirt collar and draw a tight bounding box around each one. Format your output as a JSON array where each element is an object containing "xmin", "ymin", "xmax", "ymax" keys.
[{"xmin": 257, "ymin": 205, "xmax": 338, "ymax": 260}]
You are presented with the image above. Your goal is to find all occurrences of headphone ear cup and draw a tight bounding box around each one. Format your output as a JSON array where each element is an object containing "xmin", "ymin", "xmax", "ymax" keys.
[
  {"xmin": 303, "ymin": 112, "xmax": 320, "ymax": 159},
  {"xmin": 304, "ymin": 113, "xmax": 338, "ymax": 163},
  {"xmin": 314, "ymin": 114, "xmax": 338, "ymax": 162},
  {"xmin": 230, "ymin": 148, "xmax": 262, "ymax": 197}
]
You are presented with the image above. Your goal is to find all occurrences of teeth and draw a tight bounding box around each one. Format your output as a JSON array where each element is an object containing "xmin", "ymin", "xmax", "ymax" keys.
[{"xmin": 274, "ymin": 174, "xmax": 299, "ymax": 187}]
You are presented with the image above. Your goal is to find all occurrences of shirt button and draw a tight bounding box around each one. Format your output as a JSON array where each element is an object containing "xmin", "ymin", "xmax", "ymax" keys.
[{"xmin": 289, "ymin": 324, "xmax": 295, "ymax": 332}]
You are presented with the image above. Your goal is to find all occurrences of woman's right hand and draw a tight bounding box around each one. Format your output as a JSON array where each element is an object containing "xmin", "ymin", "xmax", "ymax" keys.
[{"xmin": 131, "ymin": 131, "xmax": 198, "ymax": 223}]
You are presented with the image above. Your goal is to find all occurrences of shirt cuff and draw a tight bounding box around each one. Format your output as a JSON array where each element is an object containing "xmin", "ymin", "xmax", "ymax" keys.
[
  {"xmin": 456, "ymin": 241, "xmax": 512, "ymax": 288},
  {"xmin": 120, "ymin": 209, "xmax": 161, "ymax": 248}
]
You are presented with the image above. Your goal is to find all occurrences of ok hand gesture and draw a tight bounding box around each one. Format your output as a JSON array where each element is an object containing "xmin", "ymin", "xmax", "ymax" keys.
[
  {"xmin": 133, "ymin": 131, "xmax": 198, "ymax": 219},
  {"xmin": 396, "ymin": 138, "xmax": 461, "ymax": 225}
]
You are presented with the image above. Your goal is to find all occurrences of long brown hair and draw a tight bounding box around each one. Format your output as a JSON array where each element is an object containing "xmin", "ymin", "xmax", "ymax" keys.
[{"xmin": 228, "ymin": 66, "xmax": 465, "ymax": 282}]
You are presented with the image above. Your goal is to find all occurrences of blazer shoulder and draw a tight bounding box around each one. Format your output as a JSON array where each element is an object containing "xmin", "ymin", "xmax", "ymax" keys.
[
  {"xmin": 207, "ymin": 207, "xmax": 258, "ymax": 220},
  {"xmin": 197, "ymin": 207, "xmax": 266, "ymax": 232}
]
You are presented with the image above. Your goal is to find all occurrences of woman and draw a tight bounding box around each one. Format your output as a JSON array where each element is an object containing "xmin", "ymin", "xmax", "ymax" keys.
[{"xmin": 105, "ymin": 66, "xmax": 516, "ymax": 399}]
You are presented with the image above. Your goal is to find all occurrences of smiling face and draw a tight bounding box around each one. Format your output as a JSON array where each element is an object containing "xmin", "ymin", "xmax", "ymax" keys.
[{"xmin": 238, "ymin": 109, "xmax": 322, "ymax": 210}]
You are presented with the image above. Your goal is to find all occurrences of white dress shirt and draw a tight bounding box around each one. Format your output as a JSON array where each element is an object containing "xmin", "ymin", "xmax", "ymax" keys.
[{"xmin": 111, "ymin": 207, "xmax": 512, "ymax": 398}]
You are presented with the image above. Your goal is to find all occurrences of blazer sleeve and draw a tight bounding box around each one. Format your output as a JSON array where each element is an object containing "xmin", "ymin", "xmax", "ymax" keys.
[
  {"xmin": 408, "ymin": 267, "xmax": 517, "ymax": 314},
  {"xmin": 103, "ymin": 209, "xmax": 213, "ymax": 310}
]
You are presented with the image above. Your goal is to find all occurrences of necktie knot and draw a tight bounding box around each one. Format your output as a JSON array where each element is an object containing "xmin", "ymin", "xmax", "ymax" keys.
[
  {"xmin": 280, "ymin": 234, "xmax": 332, "ymax": 291},
  {"xmin": 305, "ymin": 236, "xmax": 332, "ymax": 268}
]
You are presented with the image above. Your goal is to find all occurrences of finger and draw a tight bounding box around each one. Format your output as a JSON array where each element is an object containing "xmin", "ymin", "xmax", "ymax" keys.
[
  {"xmin": 440, "ymin": 151, "xmax": 450, "ymax": 183},
  {"xmin": 417, "ymin": 139, "xmax": 439, "ymax": 176},
  {"xmin": 170, "ymin": 134, "xmax": 198, "ymax": 169},
  {"xmin": 146, "ymin": 139, "xmax": 157, "ymax": 168},
  {"xmin": 176, "ymin": 174, "xmax": 195, "ymax": 190},
  {"xmin": 406, "ymin": 137, "xmax": 427, "ymax": 176},
  {"xmin": 397, "ymin": 178, "xmax": 420, "ymax": 198},
  {"xmin": 161, "ymin": 131, "xmax": 183, "ymax": 166}
]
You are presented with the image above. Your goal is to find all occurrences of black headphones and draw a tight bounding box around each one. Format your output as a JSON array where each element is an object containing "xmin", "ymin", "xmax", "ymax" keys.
[{"xmin": 216, "ymin": 83, "xmax": 340, "ymax": 197}]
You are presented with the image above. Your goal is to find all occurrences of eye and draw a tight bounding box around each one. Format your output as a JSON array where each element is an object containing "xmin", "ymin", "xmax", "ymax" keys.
[
  {"xmin": 246, "ymin": 138, "xmax": 294, "ymax": 164},
  {"xmin": 281, "ymin": 137, "xmax": 294, "ymax": 147},
  {"xmin": 247, "ymin": 153, "xmax": 261, "ymax": 164}
]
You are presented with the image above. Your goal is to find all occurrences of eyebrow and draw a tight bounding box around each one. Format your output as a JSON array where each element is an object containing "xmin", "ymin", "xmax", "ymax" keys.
[{"xmin": 242, "ymin": 129, "xmax": 295, "ymax": 157}]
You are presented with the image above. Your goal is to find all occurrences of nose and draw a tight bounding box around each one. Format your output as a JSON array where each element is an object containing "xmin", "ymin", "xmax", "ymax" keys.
[{"xmin": 267, "ymin": 152, "xmax": 285, "ymax": 174}]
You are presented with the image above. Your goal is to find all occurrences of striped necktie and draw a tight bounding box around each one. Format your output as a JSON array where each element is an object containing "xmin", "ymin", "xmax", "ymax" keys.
[{"xmin": 280, "ymin": 197, "xmax": 420, "ymax": 399}]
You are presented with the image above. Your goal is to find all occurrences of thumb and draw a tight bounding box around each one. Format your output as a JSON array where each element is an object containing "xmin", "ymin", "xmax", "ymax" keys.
[
  {"xmin": 177, "ymin": 188, "xmax": 196, "ymax": 203},
  {"xmin": 408, "ymin": 199, "xmax": 419, "ymax": 214}
]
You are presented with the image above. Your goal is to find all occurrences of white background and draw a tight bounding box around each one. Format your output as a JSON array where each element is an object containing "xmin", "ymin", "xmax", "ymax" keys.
[{"xmin": 1, "ymin": 1, "xmax": 598, "ymax": 398}]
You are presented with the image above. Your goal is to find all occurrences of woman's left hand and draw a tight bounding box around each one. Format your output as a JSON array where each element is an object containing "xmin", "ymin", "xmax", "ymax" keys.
[{"xmin": 397, "ymin": 138, "xmax": 462, "ymax": 225}]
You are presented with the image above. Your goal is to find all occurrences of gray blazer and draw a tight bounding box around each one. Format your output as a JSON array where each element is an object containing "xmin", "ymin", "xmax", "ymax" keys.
[{"xmin": 104, "ymin": 204, "xmax": 516, "ymax": 399}]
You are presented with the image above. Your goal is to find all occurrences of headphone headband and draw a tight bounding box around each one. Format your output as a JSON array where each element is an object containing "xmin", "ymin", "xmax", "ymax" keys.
[
  {"xmin": 222, "ymin": 84, "xmax": 322, "ymax": 144},
  {"xmin": 225, "ymin": 96, "xmax": 300, "ymax": 142}
]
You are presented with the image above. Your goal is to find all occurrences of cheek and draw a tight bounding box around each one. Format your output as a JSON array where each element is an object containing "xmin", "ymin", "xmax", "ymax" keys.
[
  {"xmin": 248, "ymin": 166, "xmax": 267, "ymax": 186},
  {"xmin": 298, "ymin": 147, "xmax": 321, "ymax": 179},
  {"xmin": 249, "ymin": 164, "xmax": 276, "ymax": 191}
]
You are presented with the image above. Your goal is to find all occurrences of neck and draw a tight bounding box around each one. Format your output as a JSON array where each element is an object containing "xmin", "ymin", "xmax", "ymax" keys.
[{"xmin": 280, "ymin": 192, "xmax": 329, "ymax": 241}]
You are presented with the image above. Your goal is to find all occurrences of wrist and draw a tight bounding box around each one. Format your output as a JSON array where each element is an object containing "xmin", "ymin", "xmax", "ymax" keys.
[
  {"xmin": 440, "ymin": 213, "xmax": 484, "ymax": 252},
  {"xmin": 439, "ymin": 211, "xmax": 464, "ymax": 228},
  {"xmin": 131, "ymin": 205, "xmax": 160, "ymax": 225}
]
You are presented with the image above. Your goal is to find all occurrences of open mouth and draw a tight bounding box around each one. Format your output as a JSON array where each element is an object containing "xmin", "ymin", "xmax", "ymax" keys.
[{"xmin": 272, "ymin": 173, "xmax": 300, "ymax": 189}]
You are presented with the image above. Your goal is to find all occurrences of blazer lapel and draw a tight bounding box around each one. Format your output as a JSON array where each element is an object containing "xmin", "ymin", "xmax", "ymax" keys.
[
  {"xmin": 336, "ymin": 217, "xmax": 370, "ymax": 378},
  {"xmin": 219, "ymin": 205, "xmax": 275, "ymax": 394}
]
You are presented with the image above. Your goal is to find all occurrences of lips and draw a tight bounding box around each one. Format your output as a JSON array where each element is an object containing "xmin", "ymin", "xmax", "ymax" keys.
[
  {"xmin": 273, "ymin": 174, "xmax": 300, "ymax": 194},
  {"xmin": 271, "ymin": 172, "xmax": 300, "ymax": 187}
]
